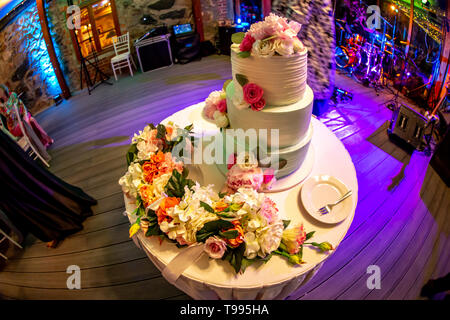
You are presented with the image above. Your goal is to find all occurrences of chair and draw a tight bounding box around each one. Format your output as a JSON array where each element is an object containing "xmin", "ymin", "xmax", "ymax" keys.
[
  {"xmin": 111, "ymin": 32, "xmax": 136, "ymax": 81},
  {"xmin": 13, "ymin": 103, "xmax": 51, "ymax": 167}
]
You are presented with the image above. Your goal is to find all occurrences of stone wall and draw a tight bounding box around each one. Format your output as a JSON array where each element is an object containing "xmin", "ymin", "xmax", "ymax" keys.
[
  {"xmin": 0, "ymin": 2, "xmax": 60, "ymax": 114},
  {"xmin": 46, "ymin": 0, "xmax": 194, "ymax": 93}
]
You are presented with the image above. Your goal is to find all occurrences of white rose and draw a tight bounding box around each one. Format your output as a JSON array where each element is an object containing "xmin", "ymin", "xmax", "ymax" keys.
[
  {"xmin": 244, "ymin": 232, "xmax": 260, "ymax": 259},
  {"xmin": 293, "ymin": 37, "xmax": 304, "ymax": 53},
  {"xmin": 273, "ymin": 38, "xmax": 294, "ymax": 56},
  {"xmin": 213, "ymin": 111, "xmax": 229, "ymax": 128},
  {"xmin": 252, "ymin": 40, "xmax": 275, "ymax": 57},
  {"xmin": 247, "ymin": 217, "xmax": 261, "ymax": 231},
  {"xmin": 257, "ymin": 220, "xmax": 284, "ymax": 257},
  {"xmin": 232, "ymin": 85, "xmax": 250, "ymax": 110}
]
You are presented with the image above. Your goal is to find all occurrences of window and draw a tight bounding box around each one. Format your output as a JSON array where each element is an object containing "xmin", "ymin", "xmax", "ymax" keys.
[{"xmin": 70, "ymin": 0, "xmax": 121, "ymax": 59}]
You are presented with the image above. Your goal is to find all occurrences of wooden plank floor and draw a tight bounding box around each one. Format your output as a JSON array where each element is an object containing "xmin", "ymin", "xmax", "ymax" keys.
[{"xmin": 0, "ymin": 55, "xmax": 448, "ymax": 300}]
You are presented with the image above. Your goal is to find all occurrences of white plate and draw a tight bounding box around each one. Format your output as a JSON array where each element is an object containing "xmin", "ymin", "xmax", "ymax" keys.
[{"xmin": 301, "ymin": 175, "xmax": 353, "ymax": 224}]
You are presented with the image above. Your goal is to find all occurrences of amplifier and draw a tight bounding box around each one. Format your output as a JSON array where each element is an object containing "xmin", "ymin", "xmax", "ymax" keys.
[
  {"xmin": 135, "ymin": 34, "xmax": 173, "ymax": 73},
  {"xmin": 171, "ymin": 33, "xmax": 201, "ymax": 64},
  {"xmin": 388, "ymin": 104, "xmax": 428, "ymax": 150}
]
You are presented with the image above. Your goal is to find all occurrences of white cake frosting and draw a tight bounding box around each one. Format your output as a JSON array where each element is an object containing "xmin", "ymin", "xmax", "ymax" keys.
[
  {"xmin": 217, "ymin": 123, "xmax": 313, "ymax": 179},
  {"xmin": 226, "ymin": 81, "xmax": 313, "ymax": 148},
  {"xmin": 219, "ymin": 39, "xmax": 313, "ymax": 179},
  {"xmin": 230, "ymin": 45, "xmax": 308, "ymax": 106}
]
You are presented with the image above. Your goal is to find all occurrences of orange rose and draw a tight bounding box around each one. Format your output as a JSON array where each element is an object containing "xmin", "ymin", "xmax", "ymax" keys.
[
  {"xmin": 224, "ymin": 220, "xmax": 244, "ymax": 248},
  {"xmin": 153, "ymin": 151, "xmax": 165, "ymax": 163},
  {"xmin": 214, "ymin": 201, "xmax": 229, "ymax": 212},
  {"xmin": 156, "ymin": 197, "xmax": 180, "ymax": 224}
]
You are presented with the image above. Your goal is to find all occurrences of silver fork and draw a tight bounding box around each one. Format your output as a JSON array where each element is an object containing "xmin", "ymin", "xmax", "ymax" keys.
[{"xmin": 318, "ymin": 190, "xmax": 353, "ymax": 215}]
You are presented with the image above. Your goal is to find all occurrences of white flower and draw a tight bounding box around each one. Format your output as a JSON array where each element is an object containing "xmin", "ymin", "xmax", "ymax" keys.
[
  {"xmin": 118, "ymin": 162, "xmax": 144, "ymax": 198},
  {"xmin": 244, "ymin": 232, "xmax": 260, "ymax": 259},
  {"xmin": 161, "ymin": 185, "xmax": 219, "ymax": 245},
  {"xmin": 257, "ymin": 219, "xmax": 284, "ymax": 257},
  {"xmin": 213, "ymin": 110, "xmax": 229, "ymax": 128},
  {"xmin": 252, "ymin": 40, "xmax": 276, "ymax": 57},
  {"xmin": 205, "ymin": 90, "xmax": 222, "ymax": 109},
  {"xmin": 273, "ymin": 38, "xmax": 294, "ymax": 56},
  {"xmin": 232, "ymin": 85, "xmax": 250, "ymax": 110},
  {"xmin": 293, "ymin": 37, "xmax": 305, "ymax": 53},
  {"xmin": 152, "ymin": 173, "xmax": 172, "ymax": 198}
]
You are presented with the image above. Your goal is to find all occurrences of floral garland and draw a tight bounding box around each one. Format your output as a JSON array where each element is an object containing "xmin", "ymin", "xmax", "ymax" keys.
[
  {"xmin": 120, "ymin": 123, "xmax": 333, "ymax": 273},
  {"xmin": 232, "ymin": 13, "xmax": 305, "ymax": 58}
]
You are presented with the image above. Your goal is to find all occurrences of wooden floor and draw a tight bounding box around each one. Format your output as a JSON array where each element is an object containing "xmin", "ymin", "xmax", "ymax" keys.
[{"xmin": 0, "ymin": 55, "xmax": 448, "ymax": 300}]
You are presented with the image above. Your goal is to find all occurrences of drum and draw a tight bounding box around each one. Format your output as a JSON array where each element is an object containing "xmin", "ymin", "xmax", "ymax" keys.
[
  {"xmin": 335, "ymin": 46, "xmax": 360, "ymax": 69},
  {"xmin": 354, "ymin": 34, "xmax": 365, "ymax": 46}
]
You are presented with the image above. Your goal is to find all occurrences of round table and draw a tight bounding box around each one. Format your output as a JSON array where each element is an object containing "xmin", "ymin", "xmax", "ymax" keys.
[{"xmin": 124, "ymin": 102, "xmax": 358, "ymax": 300}]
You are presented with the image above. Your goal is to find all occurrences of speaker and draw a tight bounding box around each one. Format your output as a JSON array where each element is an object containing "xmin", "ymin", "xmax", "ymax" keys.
[
  {"xmin": 388, "ymin": 104, "xmax": 428, "ymax": 150},
  {"xmin": 135, "ymin": 34, "xmax": 173, "ymax": 72},
  {"xmin": 171, "ymin": 33, "xmax": 201, "ymax": 64}
]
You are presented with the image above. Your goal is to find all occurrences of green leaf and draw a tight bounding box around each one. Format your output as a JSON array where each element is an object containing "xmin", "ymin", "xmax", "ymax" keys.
[
  {"xmin": 283, "ymin": 220, "xmax": 291, "ymax": 229},
  {"xmin": 229, "ymin": 202, "xmax": 244, "ymax": 212},
  {"xmin": 147, "ymin": 123, "xmax": 156, "ymax": 130},
  {"xmin": 219, "ymin": 230, "xmax": 239, "ymax": 239},
  {"xmin": 222, "ymin": 79, "xmax": 232, "ymax": 91},
  {"xmin": 231, "ymin": 32, "xmax": 245, "ymax": 44},
  {"xmin": 126, "ymin": 143, "xmax": 138, "ymax": 166},
  {"xmin": 156, "ymin": 124, "xmax": 166, "ymax": 139},
  {"xmin": 222, "ymin": 244, "xmax": 245, "ymax": 273},
  {"xmin": 305, "ymin": 231, "xmax": 315, "ymax": 241},
  {"xmin": 196, "ymin": 219, "xmax": 234, "ymax": 243},
  {"xmin": 235, "ymin": 73, "xmax": 249, "ymax": 87},
  {"xmin": 218, "ymin": 191, "xmax": 227, "ymax": 198},
  {"xmin": 215, "ymin": 212, "xmax": 235, "ymax": 219},
  {"xmin": 164, "ymin": 168, "xmax": 195, "ymax": 199},
  {"xmin": 261, "ymin": 35, "xmax": 276, "ymax": 42},
  {"xmin": 200, "ymin": 201, "xmax": 215, "ymax": 213},
  {"xmin": 240, "ymin": 258, "xmax": 256, "ymax": 273},
  {"xmin": 237, "ymin": 51, "xmax": 251, "ymax": 58},
  {"xmin": 184, "ymin": 123, "xmax": 194, "ymax": 132}
]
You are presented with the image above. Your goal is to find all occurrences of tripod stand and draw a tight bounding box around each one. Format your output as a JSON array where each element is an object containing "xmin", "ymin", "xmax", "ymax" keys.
[{"xmin": 73, "ymin": 25, "xmax": 112, "ymax": 95}]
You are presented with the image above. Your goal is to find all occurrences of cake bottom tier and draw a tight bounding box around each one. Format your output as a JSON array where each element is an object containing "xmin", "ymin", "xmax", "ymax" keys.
[{"xmin": 217, "ymin": 122, "xmax": 313, "ymax": 179}]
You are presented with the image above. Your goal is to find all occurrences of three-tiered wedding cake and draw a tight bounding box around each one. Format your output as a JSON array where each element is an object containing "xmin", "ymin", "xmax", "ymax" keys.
[{"xmin": 204, "ymin": 14, "xmax": 314, "ymax": 184}]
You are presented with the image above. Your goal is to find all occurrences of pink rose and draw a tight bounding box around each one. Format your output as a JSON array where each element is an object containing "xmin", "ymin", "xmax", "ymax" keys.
[
  {"xmin": 217, "ymin": 99, "xmax": 227, "ymax": 113},
  {"xmin": 243, "ymin": 83, "xmax": 264, "ymax": 104},
  {"xmin": 239, "ymin": 34, "xmax": 256, "ymax": 52},
  {"xmin": 259, "ymin": 197, "xmax": 279, "ymax": 224},
  {"xmin": 227, "ymin": 153, "xmax": 237, "ymax": 170},
  {"xmin": 251, "ymin": 98, "xmax": 266, "ymax": 111},
  {"xmin": 226, "ymin": 165, "xmax": 263, "ymax": 191},
  {"xmin": 204, "ymin": 236, "xmax": 227, "ymax": 259},
  {"xmin": 263, "ymin": 168, "xmax": 275, "ymax": 184},
  {"xmin": 203, "ymin": 103, "xmax": 217, "ymax": 120}
]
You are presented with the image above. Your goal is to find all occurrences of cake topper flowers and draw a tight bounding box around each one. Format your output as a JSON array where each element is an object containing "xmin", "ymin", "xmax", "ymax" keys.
[{"xmin": 232, "ymin": 13, "xmax": 305, "ymax": 58}]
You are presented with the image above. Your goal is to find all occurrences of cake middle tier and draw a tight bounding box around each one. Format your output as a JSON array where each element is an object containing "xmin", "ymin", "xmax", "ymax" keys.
[{"xmin": 226, "ymin": 81, "xmax": 314, "ymax": 148}]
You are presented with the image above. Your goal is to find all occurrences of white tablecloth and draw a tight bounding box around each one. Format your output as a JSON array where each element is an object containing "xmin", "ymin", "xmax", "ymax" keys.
[{"xmin": 124, "ymin": 102, "xmax": 358, "ymax": 300}]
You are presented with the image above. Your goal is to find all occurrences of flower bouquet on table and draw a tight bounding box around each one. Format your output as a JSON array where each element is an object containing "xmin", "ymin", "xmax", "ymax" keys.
[{"xmin": 120, "ymin": 122, "xmax": 333, "ymax": 274}]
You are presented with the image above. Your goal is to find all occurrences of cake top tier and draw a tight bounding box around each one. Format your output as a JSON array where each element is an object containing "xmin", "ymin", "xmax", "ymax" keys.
[
  {"xmin": 233, "ymin": 13, "xmax": 306, "ymax": 58},
  {"xmin": 230, "ymin": 14, "xmax": 308, "ymax": 106}
]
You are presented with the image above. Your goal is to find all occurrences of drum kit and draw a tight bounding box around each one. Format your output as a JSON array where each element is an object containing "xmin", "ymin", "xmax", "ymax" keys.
[{"xmin": 334, "ymin": 17, "xmax": 408, "ymax": 93}]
